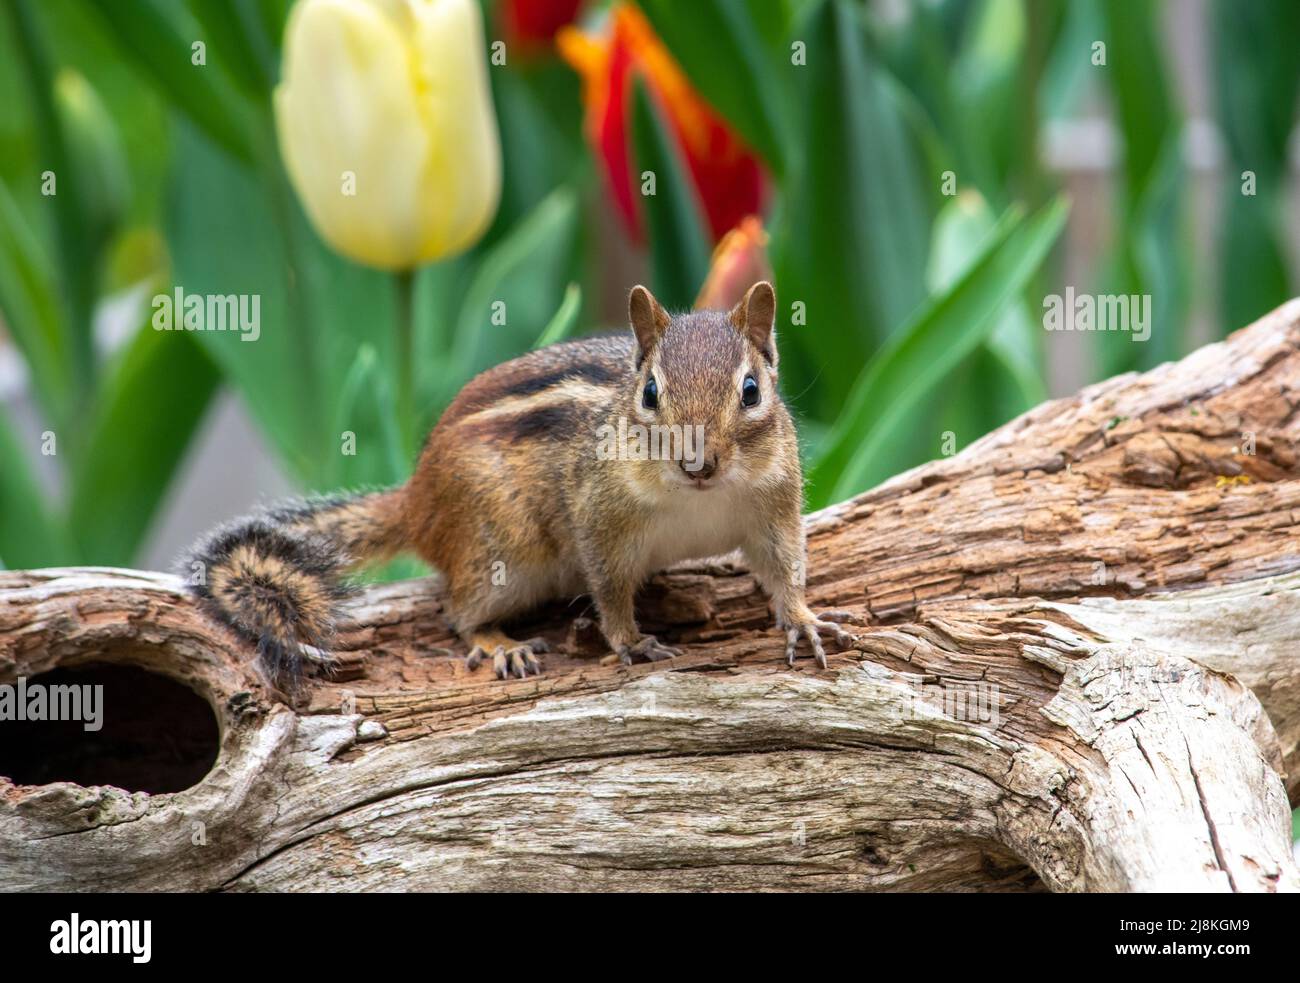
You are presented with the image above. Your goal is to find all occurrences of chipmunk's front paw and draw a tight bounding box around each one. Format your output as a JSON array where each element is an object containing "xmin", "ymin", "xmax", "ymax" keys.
[
  {"xmin": 778, "ymin": 609, "xmax": 863, "ymax": 669},
  {"xmin": 467, "ymin": 635, "xmax": 549, "ymax": 680},
  {"xmin": 617, "ymin": 635, "xmax": 682, "ymax": 665}
]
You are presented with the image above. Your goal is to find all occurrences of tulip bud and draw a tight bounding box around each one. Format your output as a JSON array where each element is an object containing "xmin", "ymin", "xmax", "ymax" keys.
[
  {"xmin": 694, "ymin": 216, "xmax": 772, "ymax": 311},
  {"xmin": 274, "ymin": 0, "xmax": 502, "ymax": 270},
  {"xmin": 54, "ymin": 70, "xmax": 128, "ymax": 253}
]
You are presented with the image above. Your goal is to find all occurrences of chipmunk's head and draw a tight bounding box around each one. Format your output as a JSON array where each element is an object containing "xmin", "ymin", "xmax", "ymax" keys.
[{"xmin": 624, "ymin": 281, "xmax": 791, "ymax": 493}]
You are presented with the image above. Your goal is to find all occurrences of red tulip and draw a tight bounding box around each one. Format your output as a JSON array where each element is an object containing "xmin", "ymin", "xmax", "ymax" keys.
[
  {"xmin": 499, "ymin": 0, "xmax": 584, "ymax": 56},
  {"xmin": 558, "ymin": 4, "xmax": 767, "ymax": 244}
]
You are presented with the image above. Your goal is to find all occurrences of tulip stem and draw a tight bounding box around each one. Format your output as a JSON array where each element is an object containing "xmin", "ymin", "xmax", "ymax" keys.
[{"xmin": 394, "ymin": 268, "xmax": 417, "ymax": 457}]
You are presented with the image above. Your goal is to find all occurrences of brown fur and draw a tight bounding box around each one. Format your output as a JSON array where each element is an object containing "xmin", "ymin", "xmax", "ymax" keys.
[
  {"xmin": 188, "ymin": 282, "xmax": 846, "ymax": 693},
  {"xmin": 185, "ymin": 490, "xmax": 407, "ymax": 695},
  {"xmin": 404, "ymin": 282, "xmax": 816, "ymax": 666}
]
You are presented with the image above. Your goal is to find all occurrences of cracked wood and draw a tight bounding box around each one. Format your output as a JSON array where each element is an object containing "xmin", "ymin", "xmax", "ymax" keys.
[{"xmin": 3, "ymin": 301, "xmax": 1300, "ymax": 891}]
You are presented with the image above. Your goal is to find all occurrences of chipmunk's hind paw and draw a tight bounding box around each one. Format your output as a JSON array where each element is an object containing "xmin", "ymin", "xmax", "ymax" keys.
[
  {"xmin": 818, "ymin": 609, "xmax": 868, "ymax": 628},
  {"xmin": 467, "ymin": 634, "xmax": 548, "ymax": 680},
  {"xmin": 617, "ymin": 635, "xmax": 681, "ymax": 665}
]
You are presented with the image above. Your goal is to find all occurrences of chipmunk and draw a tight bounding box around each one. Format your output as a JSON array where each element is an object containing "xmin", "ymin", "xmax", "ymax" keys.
[{"xmin": 186, "ymin": 281, "xmax": 858, "ymax": 696}]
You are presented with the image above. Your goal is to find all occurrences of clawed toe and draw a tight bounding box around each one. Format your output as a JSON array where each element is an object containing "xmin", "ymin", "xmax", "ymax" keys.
[
  {"xmin": 618, "ymin": 635, "xmax": 682, "ymax": 666},
  {"xmin": 495, "ymin": 644, "xmax": 543, "ymax": 680},
  {"xmin": 784, "ymin": 624, "xmax": 828, "ymax": 669},
  {"xmin": 813, "ymin": 617, "xmax": 859, "ymax": 649},
  {"xmin": 782, "ymin": 610, "xmax": 864, "ymax": 668},
  {"xmin": 819, "ymin": 609, "xmax": 867, "ymax": 627},
  {"xmin": 466, "ymin": 638, "xmax": 546, "ymax": 679}
]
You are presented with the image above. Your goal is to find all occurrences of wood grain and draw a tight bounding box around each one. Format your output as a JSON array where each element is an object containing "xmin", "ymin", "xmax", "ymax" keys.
[{"xmin": 3, "ymin": 301, "xmax": 1300, "ymax": 892}]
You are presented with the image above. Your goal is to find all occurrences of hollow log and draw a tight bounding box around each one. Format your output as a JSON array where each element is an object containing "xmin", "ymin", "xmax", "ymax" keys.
[{"xmin": 4, "ymin": 301, "xmax": 1300, "ymax": 893}]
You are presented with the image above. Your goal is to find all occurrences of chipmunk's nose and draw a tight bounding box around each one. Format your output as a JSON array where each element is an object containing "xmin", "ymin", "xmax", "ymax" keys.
[{"xmin": 681, "ymin": 452, "xmax": 718, "ymax": 481}]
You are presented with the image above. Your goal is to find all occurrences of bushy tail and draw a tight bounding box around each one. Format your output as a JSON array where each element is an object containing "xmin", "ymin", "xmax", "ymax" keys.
[{"xmin": 183, "ymin": 489, "xmax": 407, "ymax": 695}]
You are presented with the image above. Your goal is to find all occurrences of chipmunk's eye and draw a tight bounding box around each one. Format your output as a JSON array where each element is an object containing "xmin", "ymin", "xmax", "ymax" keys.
[
  {"xmin": 741, "ymin": 374, "xmax": 760, "ymax": 407},
  {"xmin": 642, "ymin": 376, "xmax": 659, "ymax": 410}
]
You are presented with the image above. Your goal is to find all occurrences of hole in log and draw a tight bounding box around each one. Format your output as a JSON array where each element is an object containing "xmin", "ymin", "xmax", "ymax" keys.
[{"xmin": 0, "ymin": 664, "xmax": 219, "ymax": 793}]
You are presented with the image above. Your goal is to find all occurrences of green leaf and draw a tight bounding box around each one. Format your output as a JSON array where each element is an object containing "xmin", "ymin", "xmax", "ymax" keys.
[
  {"xmin": 1040, "ymin": 0, "xmax": 1100, "ymax": 123},
  {"xmin": 777, "ymin": 0, "xmax": 930, "ymax": 419},
  {"xmin": 0, "ymin": 180, "xmax": 69, "ymax": 423},
  {"xmin": 0, "ymin": 408, "xmax": 72, "ymax": 568},
  {"xmin": 485, "ymin": 61, "xmax": 584, "ymax": 249},
  {"xmin": 637, "ymin": 0, "xmax": 792, "ymax": 174},
  {"xmin": 443, "ymin": 187, "xmax": 579, "ymax": 407},
  {"xmin": 1212, "ymin": 0, "xmax": 1300, "ymax": 333},
  {"xmin": 927, "ymin": 191, "xmax": 1045, "ymax": 417},
  {"xmin": 533, "ymin": 283, "xmax": 583, "ymax": 349},
  {"xmin": 414, "ymin": 254, "xmax": 473, "ymax": 382},
  {"xmin": 1218, "ymin": 191, "xmax": 1292, "ymax": 332},
  {"xmin": 167, "ymin": 117, "xmax": 433, "ymax": 488},
  {"xmin": 285, "ymin": 193, "xmax": 402, "ymax": 461},
  {"xmin": 166, "ymin": 121, "xmax": 318, "ymax": 479},
  {"xmin": 13, "ymin": 0, "xmax": 174, "ymax": 249},
  {"xmin": 950, "ymin": 0, "xmax": 1028, "ymax": 200},
  {"xmin": 3, "ymin": 0, "xmax": 97, "ymax": 400},
  {"xmin": 84, "ymin": 0, "xmax": 256, "ymax": 162},
  {"xmin": 187, "ymin": 0, "xmax": 277, "ymax": 96},
  {"xmin": 53, "ymin": 70, "xmax": 130, "ymax": 257},
  {"xmin": 630, "ymin": 78, "xmax": 712, "ymax": 311},
  {"xmin": 329, "ymin": 344, "xmax": 406, "ymax": 489},
  {"xmin": 807, "ymin": 196, "xmax": 1068, "ymax": 508},
  {"xmin": 1099, "ymin": 0, "xmax": 1173, "ymax": 193},
  {"xmin": 1095, "ymin": 0, "xmax": 1187, "ymax": 375},
  {"xmin": 254, "ymin": 0, "xmax": 293, "ymax": 53},
  {"xmin": 68, "ymin": 323, "xmax": 220, "ymax": 564},
  {"xmin": 1095, "ymin": 137, "xmax": 1187, "ymax": 377}
]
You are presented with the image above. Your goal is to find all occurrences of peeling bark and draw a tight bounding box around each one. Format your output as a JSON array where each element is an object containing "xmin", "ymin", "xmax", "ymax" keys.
[{"xmin": 4, "ymin": 302, "xmax": 1300, "ymax": 892}]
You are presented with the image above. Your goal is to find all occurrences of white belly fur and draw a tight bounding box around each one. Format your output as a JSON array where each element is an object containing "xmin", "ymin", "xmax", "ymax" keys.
[{"xmin": 639, "ymin": 484, "xmax": 749, "ymax": 575}]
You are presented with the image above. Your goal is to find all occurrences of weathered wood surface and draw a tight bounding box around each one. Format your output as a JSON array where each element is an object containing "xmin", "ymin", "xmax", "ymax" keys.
[{"xmin": 3, "ymin": 301, "xmax": 1300, "ymax": 892}]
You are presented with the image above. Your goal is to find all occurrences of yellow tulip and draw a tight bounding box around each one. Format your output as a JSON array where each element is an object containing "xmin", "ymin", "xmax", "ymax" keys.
[{"xmin": 274, "ymin": 0, "xmax": 502, "ymax": 270}]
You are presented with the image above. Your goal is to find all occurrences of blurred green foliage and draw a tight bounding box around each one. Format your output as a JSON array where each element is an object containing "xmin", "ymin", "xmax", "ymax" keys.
[{"xmin": 0, "ymin": 0, "xmax": 1296, "ymax": 572}]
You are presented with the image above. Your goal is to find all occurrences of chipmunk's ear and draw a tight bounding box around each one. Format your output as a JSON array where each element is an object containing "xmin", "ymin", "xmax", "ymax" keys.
[
  {"xmin": 629, "ymin": 285, "xmax": 670, "ymax": 365},
  {"xmin": 730, "ymin": 281, "xmax": 777, "ymax": 364}
]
